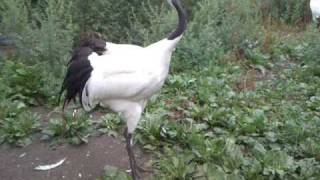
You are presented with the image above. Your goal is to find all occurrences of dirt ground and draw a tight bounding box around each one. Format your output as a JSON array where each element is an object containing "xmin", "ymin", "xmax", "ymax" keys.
[{"xmin": 0, "ymin": 134, "xmax": 151, "ymax": 180}]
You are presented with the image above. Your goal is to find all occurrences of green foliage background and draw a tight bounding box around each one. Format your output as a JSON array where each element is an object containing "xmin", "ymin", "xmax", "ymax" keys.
[{"xmin": 0, "ymin": 0, "xmax": 320, "ymax": 179}]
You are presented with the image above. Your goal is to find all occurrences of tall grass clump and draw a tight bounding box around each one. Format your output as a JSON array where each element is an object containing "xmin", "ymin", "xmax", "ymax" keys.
[
  {"xmin": 276, "ymin": 25, "xmax": 320, "ymax": 77},
  {"xmin": 258, "ymin": 0, "xmax": 311, "ymax": 25},
  {"xmin": 0, "ymin": 0, "xmax": 76, "ymax": 105},
  {"xmin": 176, "ymin": 0, "xmax": 262, "ymax": 70},
  {"xmin": 0, "ymin": 0, "xmax": 75, "ymax": 76},
  {"xmin": 296, "ymin": 27, "xmax": 320, "ymax": 77},
  {"xmin": 128, "ymin": 0, "xmax": 262, "ymax": 71},
  {"xmin": 72, "ymin": 0, "xmax": 168, "ymax": 43},
  {"xmin": 301, "ymin": 27, "xmax": 320, "ymax": 65}
]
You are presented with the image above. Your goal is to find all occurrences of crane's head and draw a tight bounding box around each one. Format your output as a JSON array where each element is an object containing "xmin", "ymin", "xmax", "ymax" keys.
[{"xmin": 81, "ymin": 38, "xmax": 107, "ymax": 55}]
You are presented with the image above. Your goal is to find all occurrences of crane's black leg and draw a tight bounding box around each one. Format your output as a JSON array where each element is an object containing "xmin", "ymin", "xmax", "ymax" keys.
[{"xmin": 124, "ymin": 128, "xmax": 140, "ymax": 180}]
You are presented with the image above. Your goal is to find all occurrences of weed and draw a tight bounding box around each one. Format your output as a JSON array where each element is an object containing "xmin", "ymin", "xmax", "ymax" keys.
[
  {"xmin": 102, "ymin": 165, "xmax": 130, "ymax": 180},
  {"xmin": 1, "ymin": 61, "xmax": 59, "ymax": 106},
  {"xmin": 154, "ymin": 148, "xmax": 196, "ymax": 180},
  {"xmin": 42, "ymin": 110, "xmax": 92, "ymax": 145},
  {"xmin": 97, "ymin": 114, "xmax": 123, "ymax": 137},
  {"xmin": 0, "ymin": 110, "xmax": 40, "ymax": 147}
]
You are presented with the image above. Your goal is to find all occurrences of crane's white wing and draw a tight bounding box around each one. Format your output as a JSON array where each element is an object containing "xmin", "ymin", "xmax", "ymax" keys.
[
  {"xmin": 82, "ymin": 70, "xmax": 164, "ymax": 111},
  {"xmin": 81, "ymin": 46, "xmax": 166, "ymax": 111}
]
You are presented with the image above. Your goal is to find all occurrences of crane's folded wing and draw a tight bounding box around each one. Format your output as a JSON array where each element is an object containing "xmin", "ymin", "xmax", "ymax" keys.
[{"xmin": 81, "ymin": 70, "xmax": 163, "ymax": 111}]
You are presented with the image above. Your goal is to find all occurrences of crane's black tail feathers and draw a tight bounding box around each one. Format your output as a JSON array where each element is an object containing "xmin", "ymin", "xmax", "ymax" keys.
[{"xmin": 58, "ymin": 38, "xmax": 107, "ymax": 110}]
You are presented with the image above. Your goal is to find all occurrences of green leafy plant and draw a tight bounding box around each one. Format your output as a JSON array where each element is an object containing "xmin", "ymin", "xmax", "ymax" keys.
[
  {"xmin": 2, "ymin": 61, "xmax": 48, "ymax": 105},
  {"xmin": 43, "ymin": 111, "xmax": 92, "ymax": 145},
  {"xmin": 97, "ymin": 114, "xmax": 123, "ymax": 137},
  {"xmin": 102, "ymin": 165, "xmax": 131, "ymax": 180},
  {"xmin": 0, "ymin": 109, "xmax": 40, "ymax": 147},
  {"xmin": 154, "ymin": 149, "xmax": 196, "ymax": 180}
]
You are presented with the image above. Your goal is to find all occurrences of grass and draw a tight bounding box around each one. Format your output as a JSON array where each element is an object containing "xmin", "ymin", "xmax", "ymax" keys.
[
  {"xmin": 131, "ymin": 28, "xmax": 320, "ymax": 179},
  {"xmin": 0, "ymin": 53, "xmax": 318, "ymax": 179},
  {"xmin": 0, "ymin": 0, "xmax": 318, "ymax": 178},
  {"xmin": 0, "ymin": 13, "xmax": 320, "ymax": 180}
]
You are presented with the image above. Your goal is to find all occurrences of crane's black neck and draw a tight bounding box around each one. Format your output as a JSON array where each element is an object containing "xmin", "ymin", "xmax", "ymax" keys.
[{"xmin": 167, "ymin": 0, "xmax": 187, "ymax": 40}]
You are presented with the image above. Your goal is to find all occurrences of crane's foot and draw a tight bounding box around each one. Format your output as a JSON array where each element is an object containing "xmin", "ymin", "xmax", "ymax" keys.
[{"xmin": 124, "ymin": 128, "xmax": 142, "ymax": 180}]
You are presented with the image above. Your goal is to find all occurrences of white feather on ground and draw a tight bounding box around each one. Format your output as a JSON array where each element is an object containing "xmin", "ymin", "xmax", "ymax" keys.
[{"xmin": 34, "ymin": 158, "xmax": 66, "ymax": 171}]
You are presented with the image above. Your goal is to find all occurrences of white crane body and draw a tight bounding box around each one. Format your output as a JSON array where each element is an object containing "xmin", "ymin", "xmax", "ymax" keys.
[
  {"xmin": 310, "ymin": 0, "xmax": 320, "ymax": 25},
  {"xmin": 81, "ymin": 38, "xmax": 182, "ymax": 133},
  {"xmin": 59, "ymin": 0, "xmax": 187, "ymax": 179}
]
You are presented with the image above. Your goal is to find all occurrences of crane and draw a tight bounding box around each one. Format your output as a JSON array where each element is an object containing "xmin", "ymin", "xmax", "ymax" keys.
[
  {"xmin": 59, "ymin": 0, "xmax": 187, "ymax": 179},
  {"xmin": 310, "ymin": 0, "xmax": 320, "ymax": 28}
]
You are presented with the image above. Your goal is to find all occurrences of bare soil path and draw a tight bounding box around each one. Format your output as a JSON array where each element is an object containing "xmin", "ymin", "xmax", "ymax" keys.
[{"xmin": 0, "ymin": 136, "xmax": 132, "ymax": 180}]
